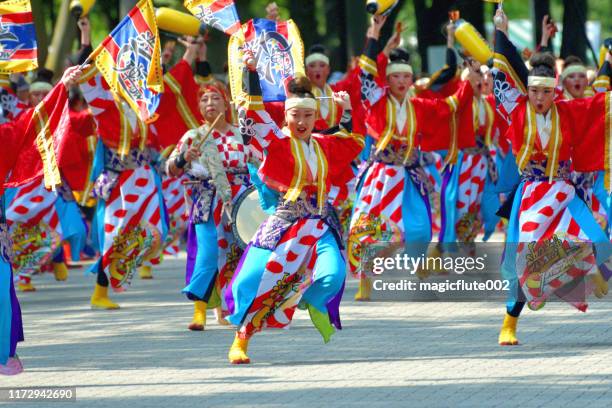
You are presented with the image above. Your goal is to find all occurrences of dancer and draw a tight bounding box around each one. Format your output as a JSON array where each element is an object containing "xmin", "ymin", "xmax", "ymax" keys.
[
  {"xmin": 552, "ymin": 50, "xmax": 612, "ymax": 232},
  {"xmin": 1, "ymin": 65, "xmax": 83, "ymax": 375},
  {"xmin": 79, "ymin": 67, "xmax": 167, "ymax": 309},
  {"xmin": 167, "ymin": 78, "xmax": 259, "ymax": 331},
  {"xmin": 437, "ymin": 62, "xmax": 499, "ymax": 252},
  {"xmin": 347, "ymin": 15, "xmax": 478, "ymax": 299},
  {"xmin": 492, "ymin": 9, "xmax": 612, "ymax": 346},
  {"xmin": 223, "ymin": 52, "xmax": 361, "ymax": 364},
  {"xmin": 7, "ymin": 71, "xmax": 87, "ymax": 291},
  {"xmin": 152, "ymin": 37, "xmax": 207, "ymax": 264}
]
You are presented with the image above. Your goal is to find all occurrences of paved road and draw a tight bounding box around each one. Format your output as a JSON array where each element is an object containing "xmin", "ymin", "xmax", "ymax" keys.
[{"xmin": 3, "ymin": 255, "xmax": 612, "ymax": 408}]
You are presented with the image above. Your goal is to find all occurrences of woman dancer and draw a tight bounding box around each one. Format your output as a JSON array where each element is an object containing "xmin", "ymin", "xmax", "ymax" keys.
[
  {"xmin": 223, "ymin": 53, "xmax": 361, "ymax": 364},
  {"xmin": 1, "ymin": 66, "xmax": 83, "ymax": 375},
  {"xmin": 492, "ymin": 9, "xmax": 612, "ymax": 346},
  {"xmin": 79, "ymin": 68, "xmax": 167, "ymax": 309},
  {"xmin": 436, "ymin": 63, "xmax": 499, "ymax": 254},
  {"xmin": 348, "ymin": 15, "xmax": 478, "ymax": 298},
  {"xmin": 168, "ymin": 80, "xmax": 258, "ymax": 331}
]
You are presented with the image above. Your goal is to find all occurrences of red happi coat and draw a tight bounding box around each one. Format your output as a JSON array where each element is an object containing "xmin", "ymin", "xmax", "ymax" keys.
[
  {"xmin": 244, "ymin": 102, "xmax": 364, "ymax": 199},
  {"xmin": 240, "ymin": 70, "xmax": 363, "ymax": 204},
  {"xmin": 505, "ymin": 93, "xmax": 612, "ymax": 175},
  {"xmin": 3, "ymin": 84, "xmax": 69, "ymax": 193},
  {"xmin": 79, "ymin": 70, "xmax": 148, "ymax": 152},
  {"xmin": 312, "ymin": 83, "xmax": 345, "ymax": 133},
  {"xmin": 56, "ymin": 109, "xmax": 97, "ymax": 192},
  {"xmin": 364, "ymin": 81, "xmax": 475, "ymax": 154},
  {"xmin": 313, "ymin": 66, "xmax": 367, "ymax": 136},
  {"xmin": 359, "ymin": 38, "xmax": 474, "ymax": 158},
  {"xmin": 153, "ymin": 59, "xmax": 204, "ymax": 149}
]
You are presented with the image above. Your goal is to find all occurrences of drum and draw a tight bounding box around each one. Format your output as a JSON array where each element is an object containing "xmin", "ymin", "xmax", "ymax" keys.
[{"xmin": 231, "ymin": 186, "xmax": 269, "ymax": 249}]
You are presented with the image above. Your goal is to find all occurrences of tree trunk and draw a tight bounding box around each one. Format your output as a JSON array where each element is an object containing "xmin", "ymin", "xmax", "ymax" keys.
[
  {"xmin": 561, "ymin": 0, "xmax": 587, "ymax": 61},
  {"xmin": 344, "ymin": 0, "xmax": 368, "ymax": 62},
  {"xmin": 533, "ymin": 0, "xmax": 551, "ymax": 48},
  {"xmin": 119, "ymin": 0, "xmax": 138, "ymax": 17},
  {"xmin": 289, "ymin": 0, "xmax": 318, "ymax": 51},
  {"xmin": 44, "ymin": 0, "xmax": 77, "ymax": 77},
  {"xmin": 378, "ymin": 0, "xmax": 407, "ymax": 50},
  {"xmin": 324, "ymin": 0, "xmax": 348, "ymax": 71},
  {"xmin": 458, "ymin": 0, "xmax": 484, "ymax": 38},
  {"xmin": 414, "ymin": 0, "xmax": 453, "ymax": 72},
  {"xmin": 99, "ymin": 0, "xmax": 120, "ymax": 31},
  {"xmin": 31, "ymin": 0, "xmax": 48, "ymax": 66}
]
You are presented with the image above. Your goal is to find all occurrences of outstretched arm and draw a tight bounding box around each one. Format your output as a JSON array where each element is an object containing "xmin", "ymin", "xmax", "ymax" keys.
[
  {"xmin": 359, "ymin": 15, "xmax": 388, "ymax": 108},
  {"xmin": 235, "ymin": 52, "xmax": 285, "ymax": 151}
]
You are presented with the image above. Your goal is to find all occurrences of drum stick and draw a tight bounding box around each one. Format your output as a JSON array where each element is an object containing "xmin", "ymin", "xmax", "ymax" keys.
[
  {"xmin": 195, "ymin": 112, "xmax": 224, "ymax": 150},
  {"xmin": 316, "ymin": 96, "xmax": 334, "ymax": 100}
]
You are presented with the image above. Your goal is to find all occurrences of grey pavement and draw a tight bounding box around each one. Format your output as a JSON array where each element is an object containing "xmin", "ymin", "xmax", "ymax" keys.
[{"xmin": 2, "ymin": 254, "xmax": 612, "ymax": 408}]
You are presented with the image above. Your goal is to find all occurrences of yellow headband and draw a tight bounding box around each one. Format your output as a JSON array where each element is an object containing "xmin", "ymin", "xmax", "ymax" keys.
[
  {"xmin": 305, "ymin": 53, "xmax": 330, "ymax": 66},
  {"xmin": 527, "ymin": 76, "xmax": 556, "ymax": 88},
  {"xmin": 387, "ymin": 63, "xmax": 413, "ymax": 76},
  {"xmin": 561, "ymin": 64, "xmax": 587, "ymax": 81},
  {"xmin": 285, "ymin": 97, "xmax": 317, "ymax": 111}
]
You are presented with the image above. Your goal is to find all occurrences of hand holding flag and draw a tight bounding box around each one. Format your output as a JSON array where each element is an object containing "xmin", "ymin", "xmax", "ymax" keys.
[{"xmin": 89, "ymin": 0, "xmax": 163, "ymax": 122}]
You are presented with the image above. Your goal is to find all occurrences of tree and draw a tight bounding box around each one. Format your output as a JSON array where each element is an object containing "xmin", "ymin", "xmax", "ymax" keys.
[
  {"xmin": 31, "ymin": 0, "xmax": 48, "ymax": 65},
  {"xmin": 533, "ymin": 0, "xmax": 551, "ymax": 47},
  {"xmin": 324, "ymin": 0, "xmax": 348, "ymax": 70},
  {"xmin": 289, "ymin": 0, "xmax": 318, "ymax": 51},
  {"xmin": 413, "ymin": 0, "xmax": 453, "ymax": 72},
  {"xmin": 344, "ymin": 0, "xmax": 368, "ymax": 63},
  {"xmin": 561, "ymin": 0, "xmax": 588, "ymax": 61},
  {"xmin": 119, "ymin": 0, "xmax": 138, "ymax": 17},
  {"xmin": 44, "ymin": 0, "xmax": 77, "ymax": 76}
]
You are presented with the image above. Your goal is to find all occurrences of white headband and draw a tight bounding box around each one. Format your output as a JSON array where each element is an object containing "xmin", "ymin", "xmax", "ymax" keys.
[
  {"xmin": 386, "ymin": 63, "xmax": 413, "ymax": 76},
  {"xmin": 30, "ymin": 81, "xmax": 53, "ymax": 93},
  {"xmin": 527, "ymin": 76, "xmax": 556, "ymax": 88},
  {"xmin": 561, "ymin": 64, "xmax": 587, "ymax": 81},
  {"xmin": 305, "ymin": 53, "xmax": 330, "ymax": 66},
  {"xmin": 285, "ymin": 97, "xmax": 317, "ymax": 111}
]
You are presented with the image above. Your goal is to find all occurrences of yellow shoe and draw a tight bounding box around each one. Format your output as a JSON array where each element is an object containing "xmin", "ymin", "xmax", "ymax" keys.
[
  {"xmin": 415, "ymin": 266, "xmax": 431, "ymax": 280},
  {"xmin": 138, "ymin": 265, "xmax": 153, "ymax": 279},
  {"xmin": 17, "ymin": 281, "xmax": 36, "ymax": 292},
  {"xmin": 188, "ymin": 301, "xmax": 207, "ymax": 331},
  {"xmin": 214, "ymin": 307, "xmax": 231, "ymax": 326},
  {"xmin": 354, "ymin": 277, "xmax": 371, "ymax": 301},
  {"xmin": 427, "ymin": 245, "xmax": 446, "ymax": 274},
  {"xmin": 591, "ymin": 272, "xmax": 608, "ymax": 299},
  {"xmin": 53, "ymin": 262, "xmax": 69, "ymax": 281},
  {"xmin": 228, "ymin": 334, "xmax": 250, "ymax": 364},
  {"xmin": 90, "ymin": 284, "xmax": 120, "ymax": 310},
  {"xmin": 498, "ymin": 313, "xmax": 519, "ymax": 346}
]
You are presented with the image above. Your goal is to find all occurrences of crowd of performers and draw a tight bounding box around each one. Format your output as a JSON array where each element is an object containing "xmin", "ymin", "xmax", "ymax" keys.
[{"xmin": 1, "ymin": 5, "xmax": 612, "ymax": 374}]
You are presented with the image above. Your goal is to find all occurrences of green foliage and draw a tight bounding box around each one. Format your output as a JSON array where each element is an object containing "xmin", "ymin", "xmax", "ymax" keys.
[{"xmin": 38, "ymin": 0, "xmax": 610, "ymax": 74}]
